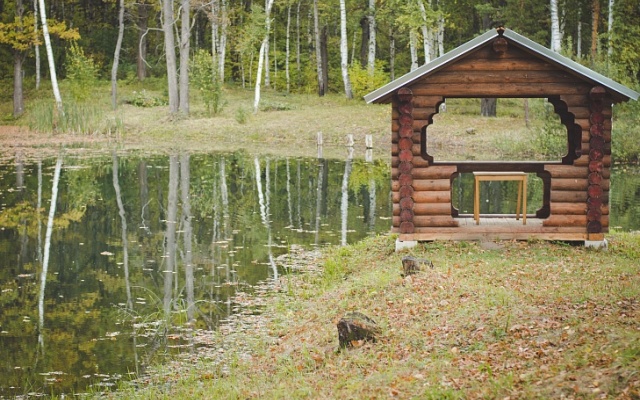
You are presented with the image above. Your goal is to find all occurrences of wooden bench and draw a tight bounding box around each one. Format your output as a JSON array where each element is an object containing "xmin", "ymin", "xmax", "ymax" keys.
[{"xmin": 473, "ymin": 172, "xmax": 527, "ymax": 225}]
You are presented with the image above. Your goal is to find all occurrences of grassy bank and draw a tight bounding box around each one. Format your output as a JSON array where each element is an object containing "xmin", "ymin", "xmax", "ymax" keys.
[
  {"xmin": 110, "ymin": 233, "xmax": 640, "ymax": 399},
  {"xmin": 3, "ymin": 82, "xmax": 625, "ymax": 162}
]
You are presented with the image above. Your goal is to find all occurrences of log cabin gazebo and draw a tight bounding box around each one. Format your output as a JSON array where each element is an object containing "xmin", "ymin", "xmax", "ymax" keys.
[{"xmin": 364, "ymin": 28, "xmax": 639, "ymax": 249}]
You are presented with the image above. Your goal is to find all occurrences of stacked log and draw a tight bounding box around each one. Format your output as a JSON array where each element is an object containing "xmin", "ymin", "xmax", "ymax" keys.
[
  {"xmin": 586, "ymin": 86, "xmax": 610, "ymax": 235},
  {"xmin": 395, "ymin": 88, "xmax": 416, "ymax": 234},
  {"xmin": 390, "ymin": 90, "xmax": 457, "ymax": 233}
]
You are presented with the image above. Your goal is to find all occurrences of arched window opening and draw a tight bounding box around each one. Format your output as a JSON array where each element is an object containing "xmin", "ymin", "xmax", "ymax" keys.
[{"xmin": 424, "ymin": 98, "xmax": 570, "ymax": 162}]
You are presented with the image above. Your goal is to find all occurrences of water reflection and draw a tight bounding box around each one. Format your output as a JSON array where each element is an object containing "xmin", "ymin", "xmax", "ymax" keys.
[{"xmin": 0, "ymin": 150, "xmax": 391, "ymax": 397}]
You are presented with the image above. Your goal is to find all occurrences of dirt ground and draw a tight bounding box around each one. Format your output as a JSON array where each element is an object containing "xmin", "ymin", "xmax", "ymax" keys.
[{"xmin": 0, "ymin": 125, "xmax": 117, "ymax": 162}]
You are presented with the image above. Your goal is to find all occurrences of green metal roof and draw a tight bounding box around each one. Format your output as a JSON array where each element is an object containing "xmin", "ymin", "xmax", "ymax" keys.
[{"xmin": 364, "ymin": 28, "xmax": 639, "ymax": 104}]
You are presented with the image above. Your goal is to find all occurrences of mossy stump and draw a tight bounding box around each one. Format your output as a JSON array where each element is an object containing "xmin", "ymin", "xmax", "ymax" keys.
[
  {"xmin": 401, "ymin": 256, "xmax": 433, "ymax": 277},
  {"xmin": 337, "ymin": 312, "xmax": 380, "ymax": 348}
]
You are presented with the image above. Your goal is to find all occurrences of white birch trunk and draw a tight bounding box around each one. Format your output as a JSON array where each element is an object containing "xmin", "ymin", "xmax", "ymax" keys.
[
  {"xmin": 111, "ymin": 0, "xmax": 125, "ymax": 109},
  {"xmin": 409, "ymin": 30, "xmax": 419, "ymax": 71},
  {"xmin": 286, "ymin": 4, "xmax": 291, "ymax": 92},
  {"xmin": 313, "ymin": 0, "xmax": 324, "ymax": 95},
  {"xmin": 163, "ymin": 155, "xmax": 179, "ymax": 317},
  {"xmin": 367, "ymin": 0, "xmax": 376, "ymax": 76},
  {"xmin": 340, "ymin": 153, "xmax": 353, "ymax": 246},
  {"xmin": 253, "ymin": 0, "xmax": 275, "ymax": 113},
  {"xmin": 577, "ymin": 10, "xmax": 582, "ymax": 58},
  {"xmin": 112, "ymin": 152, "xmax": 132, "ymax": 310},
  {"xmin": 180, "ymin": 154, "xmax": 195, "ymax": 322},
  {"xmin": 437, "ymin": 12, "xmax": 444, "ymax": 56},
  {"xmin": 33, "ymin": 0, "xmax": 41, "ymax": 89},
  {"xmin": 178, "ymin": 0, "xmax": 190, "ymax": 114},
  {"xmin": 419, "ymin": 0, "xmax": 431, "ymax": 64},
  {"xmin": 38, "ymin": 154, "xmax": 62, "ymax": 351},
  {"xmin": 211, "ymin": 0, "xmax": 219, "ymax": 69},
  {"xmin": 339, "ymin": 0, "xmax": 353, "ymax": 99},
  {"xmin": 264, "ymin": 0, "xmax": 271, "ymax": 87},
  {"xmin": 162, "ymin": 0, "xmax": 179, "ymax": 113},
  {"xmin": 296, "ymin": 0, "xmax": 301, "ymax": 85},
  {"xmin": 218, "ymin": 0, "xmax": 228, "ymax": 80},
  {"xmin": 550, "ymin": 0, "xmax": 562, "ymax": 52},
  {"xmin": 37, "ymin": 0, "xmax": 62, "ymax": 111},
  {"xmin": 607, "ymin": 0, "xmax": 614, "ymax": 57},
  {"xmin": 389, "ymin": 29, "xmax": 395, "ymax": 80}
]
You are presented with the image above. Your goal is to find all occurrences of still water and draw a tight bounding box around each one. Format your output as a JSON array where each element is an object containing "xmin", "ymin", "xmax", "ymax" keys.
[
  {"xmin": 0, "ymin": 151, "xmax": 638, "ymax": 397},
  {"xmin": 0, "ymin": 150, "xmax": 391, "ymax": 397}
]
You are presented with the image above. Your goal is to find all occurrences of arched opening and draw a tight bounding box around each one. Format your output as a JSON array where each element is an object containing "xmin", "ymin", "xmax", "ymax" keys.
[{"xmin": 422, "ymin": 98, "xmax": 574, "ymax": 163}]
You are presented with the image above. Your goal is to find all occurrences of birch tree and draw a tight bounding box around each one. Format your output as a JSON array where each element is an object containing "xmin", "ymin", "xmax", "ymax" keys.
[
  {"xmin": 219, "ymin": 0, "xmax": 228, "ymax": 79},
  {"xmin": 162, "ymin": 0, "xmax": 179, "ymax": 113},
  {"xmin": 418, "ymin": 0, "xmax": 432, "ymax": 64},
  {"xmin": 409, "ymin": 30, "xmax": 419, "ymax": 71},
  {"xmin": 367, "ymin": 0, "xmax": 376, "ymax": 76},
  {"xmin": 0, "ymin": 7, "xmax": 77, "ymax": 117},
  {"xmin": 607, "ymin": 0, "xmax": 614, "ymax": 57},
  {"xmin": 37, "ymin": 0, "xmax": 63, "ymax": 111},
  {"xmin": 339, "ymin": 0, "xmax": 353, "ymax": 99},
  {"xmin": 33, "ymin": 0, "xmax": 41, "ymax": 89},
  {"xmin": 313, "ymin": 0, "xmax": 326, "ymax": 96},
  {"xmin": 253, "ymin": 0, "xmax": 276, "ymax": 113},
  {"xmin": 437, "ymin": 7, "xmax": 444, "ymax": 56},
  {"xmin": 286, "ymin": 3, "xmax": 291, "ymax": 92},
  {"xmin": 591, "ymin": 0, "xmax": 600, "ymax": 60},
  {"xmin": 178, "ymin": 0, "xmax": 191, "ymax": 114},
  {"xmin": 111, "ymin": 0, "xmax": 125, "ymax": 109},
  {"xmin": 550, "ymin": 0, "xmax": 562, "ymax": 52}
]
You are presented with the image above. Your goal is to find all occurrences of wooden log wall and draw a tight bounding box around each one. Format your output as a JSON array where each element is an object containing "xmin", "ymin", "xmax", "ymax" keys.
[{"xmin": 391, "ymin": 89, "xmax": 457, "ymax": 233}]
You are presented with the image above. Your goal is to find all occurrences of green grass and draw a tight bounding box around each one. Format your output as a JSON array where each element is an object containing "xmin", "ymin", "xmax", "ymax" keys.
[{"xmin": 104, "ymin": 233, "xmax": 640, "ymax": 399}]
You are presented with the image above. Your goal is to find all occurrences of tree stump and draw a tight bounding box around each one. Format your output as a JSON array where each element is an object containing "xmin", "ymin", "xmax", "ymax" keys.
[
  {"xmin": 401, "ymin": 255, "xmax": 433, "ymax": 277},
  {"xmin": 337, "ymin": 312, "xmax": 380, "ymax": 348}
]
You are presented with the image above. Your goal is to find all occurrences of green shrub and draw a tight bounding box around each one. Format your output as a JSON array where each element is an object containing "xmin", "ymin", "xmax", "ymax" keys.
[
  {"xmin": 348, "ymin": 61, "xmax": 390, "ymax": 98},
  {"xmin": 190, "ymin": 49, "xmax": 226, "ymax": 115},
  {"xmin": 612, "ymin": 97, "xmax": 640, "ymax": 163},
  {"xmin": 64, "ymin": 42, "xmax": 100, "ymax": 101},
  {"xmin": 235, "ymin": 107, "xmax": 248, "ymax": 124},
  {"xmin": 126, "ymin": 90, "xmax": 167, "ymax": 107},
  {"xmin": 534, "ymin": 102, "xmax": 566, "ymax": 159}
]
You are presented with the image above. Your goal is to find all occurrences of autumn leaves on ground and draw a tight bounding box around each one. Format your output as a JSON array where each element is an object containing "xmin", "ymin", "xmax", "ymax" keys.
[{"xmin": 112, "ymin": 234, "xmax": 640, "ymax": 399}]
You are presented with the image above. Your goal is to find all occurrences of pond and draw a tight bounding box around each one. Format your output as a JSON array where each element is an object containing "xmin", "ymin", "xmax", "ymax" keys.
[
  {"xmin": 0, "ymin": 150, "xmax": 391, "ymax": 397},
  {"xmin": 1, "ymin": 151, "xmax": 638, "ymax": 397}
]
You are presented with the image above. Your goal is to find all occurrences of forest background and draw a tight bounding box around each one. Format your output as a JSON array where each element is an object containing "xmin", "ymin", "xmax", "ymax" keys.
[{"xmin": 0, "ymin": 0, "xmax": 639, "ymax": 160}]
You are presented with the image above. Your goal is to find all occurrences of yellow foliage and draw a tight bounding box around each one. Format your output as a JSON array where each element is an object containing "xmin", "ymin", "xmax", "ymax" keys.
[{"xmin": 0, "ymin": 13, "xmax": 79, "ymax": 52}]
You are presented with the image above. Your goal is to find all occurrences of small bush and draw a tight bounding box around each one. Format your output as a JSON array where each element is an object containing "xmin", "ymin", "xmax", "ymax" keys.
[
  {"xmin": 126, "ymin": 90, "xmax": 167, "ymax": 107},
  {"xmin": 534, "ymin": 102, "xmax": 566, "ymax": 159},
  {"xmin": 612, "ymin": 97, "xmax": 640, "ymax": 163},
  {"xmin": 64, "ymin": 42, "xmax": 100, "ymax": 101},
  {"xmin": 348, "ymin": 61, "xmax": 390, "ymax": 98},
  {"xmin": 191, "ymin": 49, "xmax": 226, "ymax": 115},
  {"xmin": 235, "ymin": 107, "xmax": 248, "ymax": 124}
]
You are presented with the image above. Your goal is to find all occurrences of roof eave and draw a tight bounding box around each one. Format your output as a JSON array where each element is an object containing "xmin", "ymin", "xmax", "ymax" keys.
[
  {"xmin": 503, "ymin": 30, "xmax": 639, "ymax": 102},
  {"xmin": 364, "ymin": 29, "xmax": 499, "ymax": 104}
]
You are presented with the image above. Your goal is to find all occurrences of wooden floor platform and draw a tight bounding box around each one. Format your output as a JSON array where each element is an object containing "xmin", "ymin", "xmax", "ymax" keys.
[{"xmin": 398, "ymin": 215, "xmax": 590, "ymax": 241}]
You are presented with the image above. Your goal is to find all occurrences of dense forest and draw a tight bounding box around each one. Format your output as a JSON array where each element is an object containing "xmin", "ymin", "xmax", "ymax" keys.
[{"xmin": 1, "ymin": 0, "xmax": 639, "ymax": 118}]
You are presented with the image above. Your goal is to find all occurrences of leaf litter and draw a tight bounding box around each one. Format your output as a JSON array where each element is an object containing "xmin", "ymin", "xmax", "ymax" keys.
[{"xmin": 110, "ymin": 235, "xmax": 639, "ymax": 399}]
